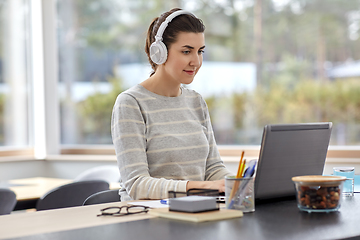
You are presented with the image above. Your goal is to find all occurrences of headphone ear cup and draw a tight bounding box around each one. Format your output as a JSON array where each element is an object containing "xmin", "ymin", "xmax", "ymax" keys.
[{"xmin": 150, "ymin": 41, "xmax": 168, "ymax": 65}]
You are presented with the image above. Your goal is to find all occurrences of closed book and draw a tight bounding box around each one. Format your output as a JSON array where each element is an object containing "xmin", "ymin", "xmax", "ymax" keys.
[{"xmin": 149, "ymin": 207, "xmax": 243, "ymax": 223}]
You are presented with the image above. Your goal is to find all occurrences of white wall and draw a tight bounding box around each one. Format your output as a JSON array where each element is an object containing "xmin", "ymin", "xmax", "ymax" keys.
[{"xmin": 0, "ymin": 159, "xmax": 118, "ymax": 181}]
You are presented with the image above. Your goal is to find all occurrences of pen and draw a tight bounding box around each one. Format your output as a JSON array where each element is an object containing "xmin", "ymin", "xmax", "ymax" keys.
[
  {"xmin": 243, "ymin": 159, "xmax": 257, "ymax": 178},
  {"xmin": 160, "ymin": 199, "xmax": 168, "ymax": 205}
]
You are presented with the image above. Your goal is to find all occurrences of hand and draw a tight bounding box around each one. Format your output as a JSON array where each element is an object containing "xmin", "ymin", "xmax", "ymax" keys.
[
  {"xmin": 186, "ymin": 179, "xmax": 226, "ymax": 193},
  {"xmin": 206, "ymin": 179, "xmax": 226, "ymax": 193}
]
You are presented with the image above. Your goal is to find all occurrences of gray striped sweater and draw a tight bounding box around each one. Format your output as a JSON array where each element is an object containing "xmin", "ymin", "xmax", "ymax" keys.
[{"xmin": 111, "ymin": 84, "xmax": 232, "ymax": 201}]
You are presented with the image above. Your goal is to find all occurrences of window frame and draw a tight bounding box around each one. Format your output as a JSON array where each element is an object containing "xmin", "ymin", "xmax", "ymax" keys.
[
  {"xmin": 31, "ymin": 0, "xmax": 60, "ymax": 159},
  {"xmin": 58, "ymin": 145, "xmax": 360, "ymax": 159}
]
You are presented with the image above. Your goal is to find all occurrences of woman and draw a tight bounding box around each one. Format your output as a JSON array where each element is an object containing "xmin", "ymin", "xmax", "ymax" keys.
[{"xmin": 111, "ymin": 8, "xmax": 233, "ymax": 201}]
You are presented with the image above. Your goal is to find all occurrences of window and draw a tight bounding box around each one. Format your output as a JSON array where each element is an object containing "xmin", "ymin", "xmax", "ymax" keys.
[
  {"xmin": 0, "ymin": 0, "xmax": 358, "ymax": 163},
  {"xmin": 0, "ymin": 0, "xmax": 31, "ymax": 148},
  {"xmin": 56, "ymin": 0, "xmax": 360, "ymax": 148}
]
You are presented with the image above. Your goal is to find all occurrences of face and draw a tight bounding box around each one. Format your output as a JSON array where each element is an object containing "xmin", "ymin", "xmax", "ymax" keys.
[{"xmin": 162, "ymin": 32, "xmax": 205, "ymax": 85}]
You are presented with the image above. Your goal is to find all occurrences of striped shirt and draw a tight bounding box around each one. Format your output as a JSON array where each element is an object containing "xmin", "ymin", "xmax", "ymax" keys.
[{"xmin": 111, "ymin": 84, "xmax": 232, "ymax": 201}]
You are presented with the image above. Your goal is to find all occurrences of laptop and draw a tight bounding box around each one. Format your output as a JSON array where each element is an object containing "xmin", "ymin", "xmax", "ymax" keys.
[{"xmin": 254, "ymin": 122, "xmax": 332, "ymax": 201}]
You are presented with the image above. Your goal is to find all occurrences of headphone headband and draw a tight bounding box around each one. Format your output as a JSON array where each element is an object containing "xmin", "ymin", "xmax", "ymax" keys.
[
  {"xmin": 150, "ymin": 10, "xmax": 197, "ymax": 65},
  {"xmin": 155, "ymin": 10, "xmax": 196, "ymax": 42}
]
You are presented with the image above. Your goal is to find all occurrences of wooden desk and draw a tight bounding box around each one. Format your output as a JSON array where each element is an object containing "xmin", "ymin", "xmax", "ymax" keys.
[
  {"xmin": 8, "ymin": 177, "xmax": 73, "ymax": 202},
  {"xmin": 1, "ymin": 195, "xmax": 360, "ymax": 240},
  {"xmin": 3, "ymin": 177, "xmax": 121, "ymax": 210}
]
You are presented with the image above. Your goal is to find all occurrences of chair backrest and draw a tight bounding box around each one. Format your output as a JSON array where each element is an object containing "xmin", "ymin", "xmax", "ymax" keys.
[
  {"xmin": 0, "ymin": 189, "xmax": 17, "ymax": 215},
  {"xmin": 83, "ymin": 189, "xmax": 120, "ymax": 206},
  {"xmin": 36, "ymin": 180, "xmax": 109, "ymax": 211},
  {"xmin": 74, "ymin": 165, "xmax": 120, "ymax": 183}
]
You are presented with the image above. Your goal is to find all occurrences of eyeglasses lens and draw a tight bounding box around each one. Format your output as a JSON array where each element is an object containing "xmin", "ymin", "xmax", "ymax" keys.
[
  {"xmin": 128, "ymin": 206, "xmax": 147, "ymax": 214},
  {"xmin": 102, "ymin": 207, "xmax": 122, "ymax": 215}
]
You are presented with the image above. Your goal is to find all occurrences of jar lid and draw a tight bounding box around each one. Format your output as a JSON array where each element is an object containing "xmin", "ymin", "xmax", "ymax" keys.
[
  {"xmin": 292, "ymin": 175, "xmax": 346, "ymax": 183},
  {"xmin": 333, "ymin": 167, "xmax": 354, "ymax": 172}
]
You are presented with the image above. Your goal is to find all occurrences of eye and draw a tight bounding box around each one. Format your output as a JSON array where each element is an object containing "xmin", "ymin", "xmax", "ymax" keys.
[
  {"xmin": 182, "ymin": 50, "xmax": 191, "ymax": 55},
  {"xmin": 198, "ymin": 50, "xmax": 205, "ymax": 55}
]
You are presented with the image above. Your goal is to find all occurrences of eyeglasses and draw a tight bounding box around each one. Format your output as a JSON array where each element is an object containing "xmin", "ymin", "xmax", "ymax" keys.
[{"xmin": 97, "ymin": 205, "xmax": 150, "ymax": 217}]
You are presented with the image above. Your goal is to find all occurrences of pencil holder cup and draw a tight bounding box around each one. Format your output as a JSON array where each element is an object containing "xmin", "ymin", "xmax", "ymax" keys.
[{"xmin": 225, "ymin": 176, "xmax": 255, "ymax": 213}]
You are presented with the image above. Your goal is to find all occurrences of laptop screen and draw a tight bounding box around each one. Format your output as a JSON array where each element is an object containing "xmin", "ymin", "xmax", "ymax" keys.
[{"xmin": 254, "ymin": 122, "xmax": 332, "ymax": 201}]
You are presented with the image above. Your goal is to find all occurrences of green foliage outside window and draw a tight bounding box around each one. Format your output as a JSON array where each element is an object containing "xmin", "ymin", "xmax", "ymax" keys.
[
  {"xmin": 58, "ymin": 0, "xmax": 360, "ymax": 145},
  {"xmin": 77, "ymin": 76, "xmax": 360, "ymax": 145},
  {"xmin": 77, "ymin": 75, "xmax": 125, "ymax": 144}
]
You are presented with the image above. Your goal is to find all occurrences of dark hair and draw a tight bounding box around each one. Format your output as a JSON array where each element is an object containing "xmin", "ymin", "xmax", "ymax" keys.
[{"xmin": 145, "ymin": 8, "xmax": 205, "ymax": 76}]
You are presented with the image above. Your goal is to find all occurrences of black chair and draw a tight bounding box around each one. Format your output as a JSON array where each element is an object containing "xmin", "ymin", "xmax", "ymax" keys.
[
  {"xmin": 83, "ymin": 189, "xmax": 120, "ymax": 206},
  {"xmin": 36, "ymin": 180, "xmax": 109, "ymax": 211},
  {"xmin": 0, "ymin": 189, "xmax": 17, "ymax": 215}
]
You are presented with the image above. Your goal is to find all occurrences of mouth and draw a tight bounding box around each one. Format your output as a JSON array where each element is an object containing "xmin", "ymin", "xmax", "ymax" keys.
[{"xmin": 183, "ymin": 70, "xmax": 196, "ymax": 75}]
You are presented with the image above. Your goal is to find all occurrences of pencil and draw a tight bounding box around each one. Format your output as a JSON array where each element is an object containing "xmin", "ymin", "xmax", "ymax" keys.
[
  {"xmin": 240, "ymin": 159, "xmax": 246, "ymax": 177},
  {"xmin": 236, "ymin": 151, "xmax": 245, "ymax": 178},
  {"xmin": 228, "ymin": 152, "xmax": 245, "ymax": 208}
]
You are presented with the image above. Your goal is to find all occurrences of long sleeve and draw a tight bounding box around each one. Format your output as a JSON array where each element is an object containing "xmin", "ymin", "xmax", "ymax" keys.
[{"xmin": 111, "ymin": 92, "xmax": 188, "ymax": 200}]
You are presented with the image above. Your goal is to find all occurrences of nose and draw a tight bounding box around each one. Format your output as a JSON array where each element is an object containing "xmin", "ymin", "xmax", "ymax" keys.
[{"xmin": 190, "ymin": 53, "xmax": 202, "ymax": 67}]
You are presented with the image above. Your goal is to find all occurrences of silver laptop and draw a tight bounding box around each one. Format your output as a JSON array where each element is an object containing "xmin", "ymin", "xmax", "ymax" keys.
[{"xmin": 254, "ymin": 122, "xmax": 332, "ymax": 201}]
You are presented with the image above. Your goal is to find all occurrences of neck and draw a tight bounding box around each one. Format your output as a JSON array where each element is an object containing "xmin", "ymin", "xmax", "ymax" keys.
[{"xmin": 140, "ymin": 71, "xmax": 181, "ymax": 97}]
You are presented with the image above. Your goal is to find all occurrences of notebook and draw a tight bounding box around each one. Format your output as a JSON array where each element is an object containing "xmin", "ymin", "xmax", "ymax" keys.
[
  {"xmin": 254, "ymin": 122, "xmax": 332, "ymax": 201},
  {"xmin": 149, "ymin": 207, "xmax": 243, "ymax": 222}
]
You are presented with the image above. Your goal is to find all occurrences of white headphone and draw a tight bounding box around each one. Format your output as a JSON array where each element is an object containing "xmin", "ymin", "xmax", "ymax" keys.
[{"xmin": 150, "ymin": 10, "xmax": 196, "ymax": 65}]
